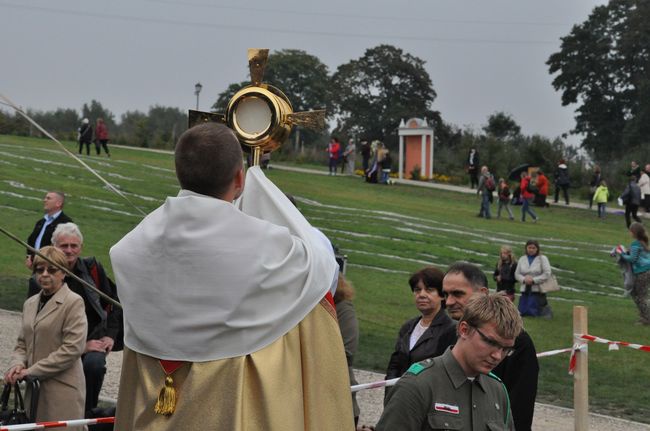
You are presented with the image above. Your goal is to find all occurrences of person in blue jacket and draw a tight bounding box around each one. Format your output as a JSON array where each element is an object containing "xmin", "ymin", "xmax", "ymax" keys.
[{"xmin": 618, "ymin": 222, "xmax": 650, "ymax": 325}]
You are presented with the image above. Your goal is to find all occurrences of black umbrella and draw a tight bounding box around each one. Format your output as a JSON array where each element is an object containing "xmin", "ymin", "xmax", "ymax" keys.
[{"xmin": 508, "ymin": 164, "xmax": 529, "ymax": 181}]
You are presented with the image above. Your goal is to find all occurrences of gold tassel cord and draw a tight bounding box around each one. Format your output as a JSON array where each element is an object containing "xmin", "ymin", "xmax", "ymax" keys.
[{"xmin": 154, "ymin": 375, "xmax": 177, "ymax": 416}]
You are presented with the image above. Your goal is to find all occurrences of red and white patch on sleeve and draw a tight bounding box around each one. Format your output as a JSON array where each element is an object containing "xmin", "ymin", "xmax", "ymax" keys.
[{"xmin": 434, "ymin": 402, "xmax": 460, "ymax": 414}]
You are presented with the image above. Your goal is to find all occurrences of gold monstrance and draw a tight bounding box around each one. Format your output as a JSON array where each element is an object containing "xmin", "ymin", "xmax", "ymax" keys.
[{"xmin": 188, "ymin": 48, "xmax": 326, "ymax": 165}]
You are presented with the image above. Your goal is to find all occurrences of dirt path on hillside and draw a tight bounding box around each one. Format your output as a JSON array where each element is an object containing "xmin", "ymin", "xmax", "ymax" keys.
[{"xmin": 1, "ymin": 309, "xmax": 648, "ymax": 430}]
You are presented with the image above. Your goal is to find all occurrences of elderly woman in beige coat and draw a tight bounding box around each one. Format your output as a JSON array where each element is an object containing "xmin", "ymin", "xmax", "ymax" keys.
[{"xmin": 5, "ymin": 246, "xmax": 87, "ymax": 427}]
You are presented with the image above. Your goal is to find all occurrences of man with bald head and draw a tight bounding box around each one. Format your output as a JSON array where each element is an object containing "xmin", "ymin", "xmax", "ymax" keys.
[
  {"xmin": 110, "ymin": 123, "xmax": 353, "ymax": 430},
  {"xmin": 442, "ymin": 261, "xmax": 539, "ymax": 431},
  {"xmin": 25, "ymin": 191, "xmax": 73, "ymax": 268}
]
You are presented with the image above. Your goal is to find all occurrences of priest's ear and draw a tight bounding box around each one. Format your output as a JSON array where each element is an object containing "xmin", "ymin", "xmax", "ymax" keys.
[{"xmin": 232, "ymin": 167, "xmax": 245, "ymax": 201}]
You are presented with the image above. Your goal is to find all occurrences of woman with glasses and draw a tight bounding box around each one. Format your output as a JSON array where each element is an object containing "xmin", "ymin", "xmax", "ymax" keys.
[
  {"xmin": 515, "ymin": 240, "xmax": 553, "ymax": 318},
  {"xmin": 384, "ymin": 267, "xmax": 457, "ymax": 384},
  {"xmin": 4, "ymin": 246, "xmax": 87, "ymax": 428}
]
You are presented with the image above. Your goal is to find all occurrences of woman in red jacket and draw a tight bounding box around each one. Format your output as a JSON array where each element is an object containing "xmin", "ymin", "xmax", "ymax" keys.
[
  {"xmin": 520, "ymin": 171, "xmax": 539, "ymax": 222},
  {"xmin": 95, "ymin": 118, "xmax": 111, "ymax": 157},
  {"xmin": 533, "ymin": 170, "xmax": 550, "ymax": 207}
]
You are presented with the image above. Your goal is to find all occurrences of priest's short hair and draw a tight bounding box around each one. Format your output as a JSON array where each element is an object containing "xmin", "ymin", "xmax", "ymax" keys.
[{"xmin": 175, "ymin": 123, "xmax": 243, "ymax": 198}]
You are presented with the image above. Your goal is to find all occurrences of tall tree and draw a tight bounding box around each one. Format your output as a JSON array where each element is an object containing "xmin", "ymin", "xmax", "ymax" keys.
[
  {"xmin": 483, "ymin": 112, "xmax": 521, "ymax": 140},
  {"xmin": 330, "ymin": 44, "xmax": 437, "ymax": 146},
  {"xmin": 547, "ymin": 0, "xmax": 650, "ymax": 161},
  {"xmin": 81, "ymin": 100, "xmax": 115, "ymax": 129}
]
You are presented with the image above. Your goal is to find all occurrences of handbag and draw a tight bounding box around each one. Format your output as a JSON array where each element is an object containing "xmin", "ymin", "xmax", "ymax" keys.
[
  {"xmin": 0, "ymin": 377, "xmax": 39, "ymax": 425},
  {"xmin": 539, "ymin": 274, "xmax": 560, "ymax": 293}
]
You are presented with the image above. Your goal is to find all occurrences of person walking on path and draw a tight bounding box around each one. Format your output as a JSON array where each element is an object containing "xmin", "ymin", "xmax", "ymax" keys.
[
  {"xmin": 467, "ymin": 148, "xmax": 480, "ymax": 189},
  {"xmin": 496, "ymin": 178, "xmax": 514, "ymax": 220},
  {"xmin": 477, "ymin": 166, "xmax": 495, "ymax": 219},
  {"xmin": 553, "ymin": 159, "xmax": 571, "ymax": 205},
  {"xmin": 589, "ymin": 165, "xmax": 602, "ymax": 209},
  {"xmin": 638, "ymin": 167, "xmax": 650, "ymax": 213},
  {"xmin": 78, "ymin": 118, "xmax": 93, "ymax": 156},
  {"xmin": 327, "ymin": 137, "xmax": 341, "ymax": 176},
  {"xmin": 617, "ymin": 222, "xmax": 650, "ymax": 325},
  {"xmin": 593, "ymin": 180, "xmax": 610, "ymax": 219},
  {"xmin": 94, "ymin": 118, "xmax": 110, "ymax": 157},
  {"xmin": 343, "ymin": 138, "xmax": 356, "ymax": 175},
  {"xmin": 621, "ymin": 175, "xmax": 642, "ymax": 228},
  {"xmin": 520, "ymin": 171, "xmax": 539, "ymax": 223}
]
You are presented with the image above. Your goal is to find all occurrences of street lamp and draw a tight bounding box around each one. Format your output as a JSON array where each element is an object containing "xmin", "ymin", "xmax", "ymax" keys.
[{"xmin": 194, "ymin": 82, "xmax": 203, "ymax": 110}]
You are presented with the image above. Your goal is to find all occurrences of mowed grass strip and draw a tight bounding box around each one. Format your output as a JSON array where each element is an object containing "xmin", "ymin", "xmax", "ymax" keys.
[{"xmin": 1, "ymin": 135, "xmax": 649, "ymax": 422}]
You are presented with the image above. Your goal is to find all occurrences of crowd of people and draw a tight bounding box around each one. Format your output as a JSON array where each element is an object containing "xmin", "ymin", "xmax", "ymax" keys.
[
  {"xmin": 469, "ymin": 154, "xmax": 650, "ymax": 230},
  {"xmin": 326, "ymin": 137, "xmax": 393, "ymax": 184},
  {"xmin": 5, "ymin": 125, "xmax": 650, "ymax": 431},
  {"xmin": 6, "ymin": 191, "xmax": 121, "ymax": 429},
  {"xmin": 78, "ymin": 118, "xmax": 111, "ymax": 157}
]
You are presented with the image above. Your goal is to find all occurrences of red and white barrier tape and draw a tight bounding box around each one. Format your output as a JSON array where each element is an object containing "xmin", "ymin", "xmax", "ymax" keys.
[
  {"xmin": 0, "ymin": 417, "xmax": 113, "ymax": 431},
  {"xmin": 351, "ymin": 377, "xmax": 399, "ymax": 393},
  {"xmin": 535, "ymin": 347, "xmax": 572, "ymax": 358},
  {"xmin": 576, "ymin": 333, "xmax": 650, "ymax": 352}
]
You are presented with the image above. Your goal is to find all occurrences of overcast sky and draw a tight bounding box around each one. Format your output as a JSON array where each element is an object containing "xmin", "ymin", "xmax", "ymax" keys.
[{"xmin": 1, "ymin": 0, "xmax": 606, "ymax": 145}]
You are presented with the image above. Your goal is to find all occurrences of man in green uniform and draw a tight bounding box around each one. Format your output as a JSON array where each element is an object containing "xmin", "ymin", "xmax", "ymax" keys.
[{"xmin": 376, "ymin": 293, "xmax": 521, "ymax": 431}]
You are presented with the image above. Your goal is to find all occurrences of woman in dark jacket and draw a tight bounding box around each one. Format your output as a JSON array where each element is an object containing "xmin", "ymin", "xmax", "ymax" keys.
[{"xmin": 384, "ymin": 267, "xmax": 456, "ymax": 382}]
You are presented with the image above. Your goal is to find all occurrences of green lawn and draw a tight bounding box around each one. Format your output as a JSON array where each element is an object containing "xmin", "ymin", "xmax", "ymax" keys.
[{"xmin": 1, "ymin": 135, "xmax": 648, "ymax": 422}]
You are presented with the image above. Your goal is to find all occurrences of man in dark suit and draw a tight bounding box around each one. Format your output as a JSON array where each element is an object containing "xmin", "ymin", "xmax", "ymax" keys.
[
  {"xmin": 442, "ymin": 261, "xmax": 539, "ymax": 431},
  {"xmin": 25, "ymin": 191, "xmax": 73, "ymax": 268}
]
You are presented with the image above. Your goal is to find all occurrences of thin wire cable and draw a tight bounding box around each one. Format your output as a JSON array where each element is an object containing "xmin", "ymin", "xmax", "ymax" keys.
[
  {"xmin": 143, "ymin": 0, "xmax": 573, "ymax": 28},
  {"xmin": 0, "ymin": 2, "xmax": 559, "ymax": 46}
]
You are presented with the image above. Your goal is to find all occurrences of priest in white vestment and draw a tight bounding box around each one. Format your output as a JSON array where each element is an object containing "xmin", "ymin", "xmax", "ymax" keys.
[{"xmin": 110, "ymin": 123, "xmax": 355, "ymax": 430}]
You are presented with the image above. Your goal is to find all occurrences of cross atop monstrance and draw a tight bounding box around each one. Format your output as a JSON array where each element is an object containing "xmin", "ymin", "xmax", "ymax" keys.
[{"xmin": 188, "ymin": 48, "xmax": 327, "ymax": 166}]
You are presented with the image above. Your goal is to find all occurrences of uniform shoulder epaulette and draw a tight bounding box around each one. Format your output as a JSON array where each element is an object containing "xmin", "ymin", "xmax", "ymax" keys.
[
  {"xmin": 405, "ymin": 358, "xmax": 434, "ymax": 375},
  {"xmin": 487, "ymin": 372, "xmax": 503, "ymax": 383}
]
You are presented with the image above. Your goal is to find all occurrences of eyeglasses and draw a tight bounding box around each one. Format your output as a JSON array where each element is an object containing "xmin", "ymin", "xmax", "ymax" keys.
[
  {"xmin": 473, "ymin": 326, "xmax": 515, "ymax": 357},
  {"xmin": 34, "ymin": 266, "xmax": 60, "ymax": 275}
]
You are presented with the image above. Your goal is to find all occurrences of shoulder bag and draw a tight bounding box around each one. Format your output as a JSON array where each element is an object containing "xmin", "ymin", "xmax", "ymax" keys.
[
  {"xmin": 539, "ymin": 274, "xmax": 560, "ymax": 293},
  {"xmin": 538, "ymin": 256, "xmax": 560, "ymax": 293}
]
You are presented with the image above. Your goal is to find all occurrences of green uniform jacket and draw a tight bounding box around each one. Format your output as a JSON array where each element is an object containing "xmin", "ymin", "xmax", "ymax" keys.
[{"xmin": 376, "ymin": 348, "xmax": 513, "ymax": 431}]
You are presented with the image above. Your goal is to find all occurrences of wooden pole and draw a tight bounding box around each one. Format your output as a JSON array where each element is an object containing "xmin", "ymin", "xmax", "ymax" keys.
[{"xmin": 573, "ymin": 306, "xmax": 589, "ymax": 431}]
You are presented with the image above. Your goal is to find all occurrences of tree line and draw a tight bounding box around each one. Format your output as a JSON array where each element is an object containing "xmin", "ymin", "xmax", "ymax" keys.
[{"xmin": 0, "ymin": 100, "xmax": 187, "ymax": 149}]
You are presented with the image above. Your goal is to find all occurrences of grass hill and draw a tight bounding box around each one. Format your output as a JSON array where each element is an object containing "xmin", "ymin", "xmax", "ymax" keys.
[{"xmin": 1, "ymin": 135, "xmax": 649, "ymax": 422}]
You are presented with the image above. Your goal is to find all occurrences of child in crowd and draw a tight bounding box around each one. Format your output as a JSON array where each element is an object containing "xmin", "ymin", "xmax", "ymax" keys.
[
  {"xmin": 493, "ymin": 245, "xmax": 517, "ymax": 301},
  {"xmin": 496, "ymin": 178, "xmax": 514, "ymax": 220},
  {"xmin": 593, "ymin": 180, "xmax": 610, "ymax": 218}
]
